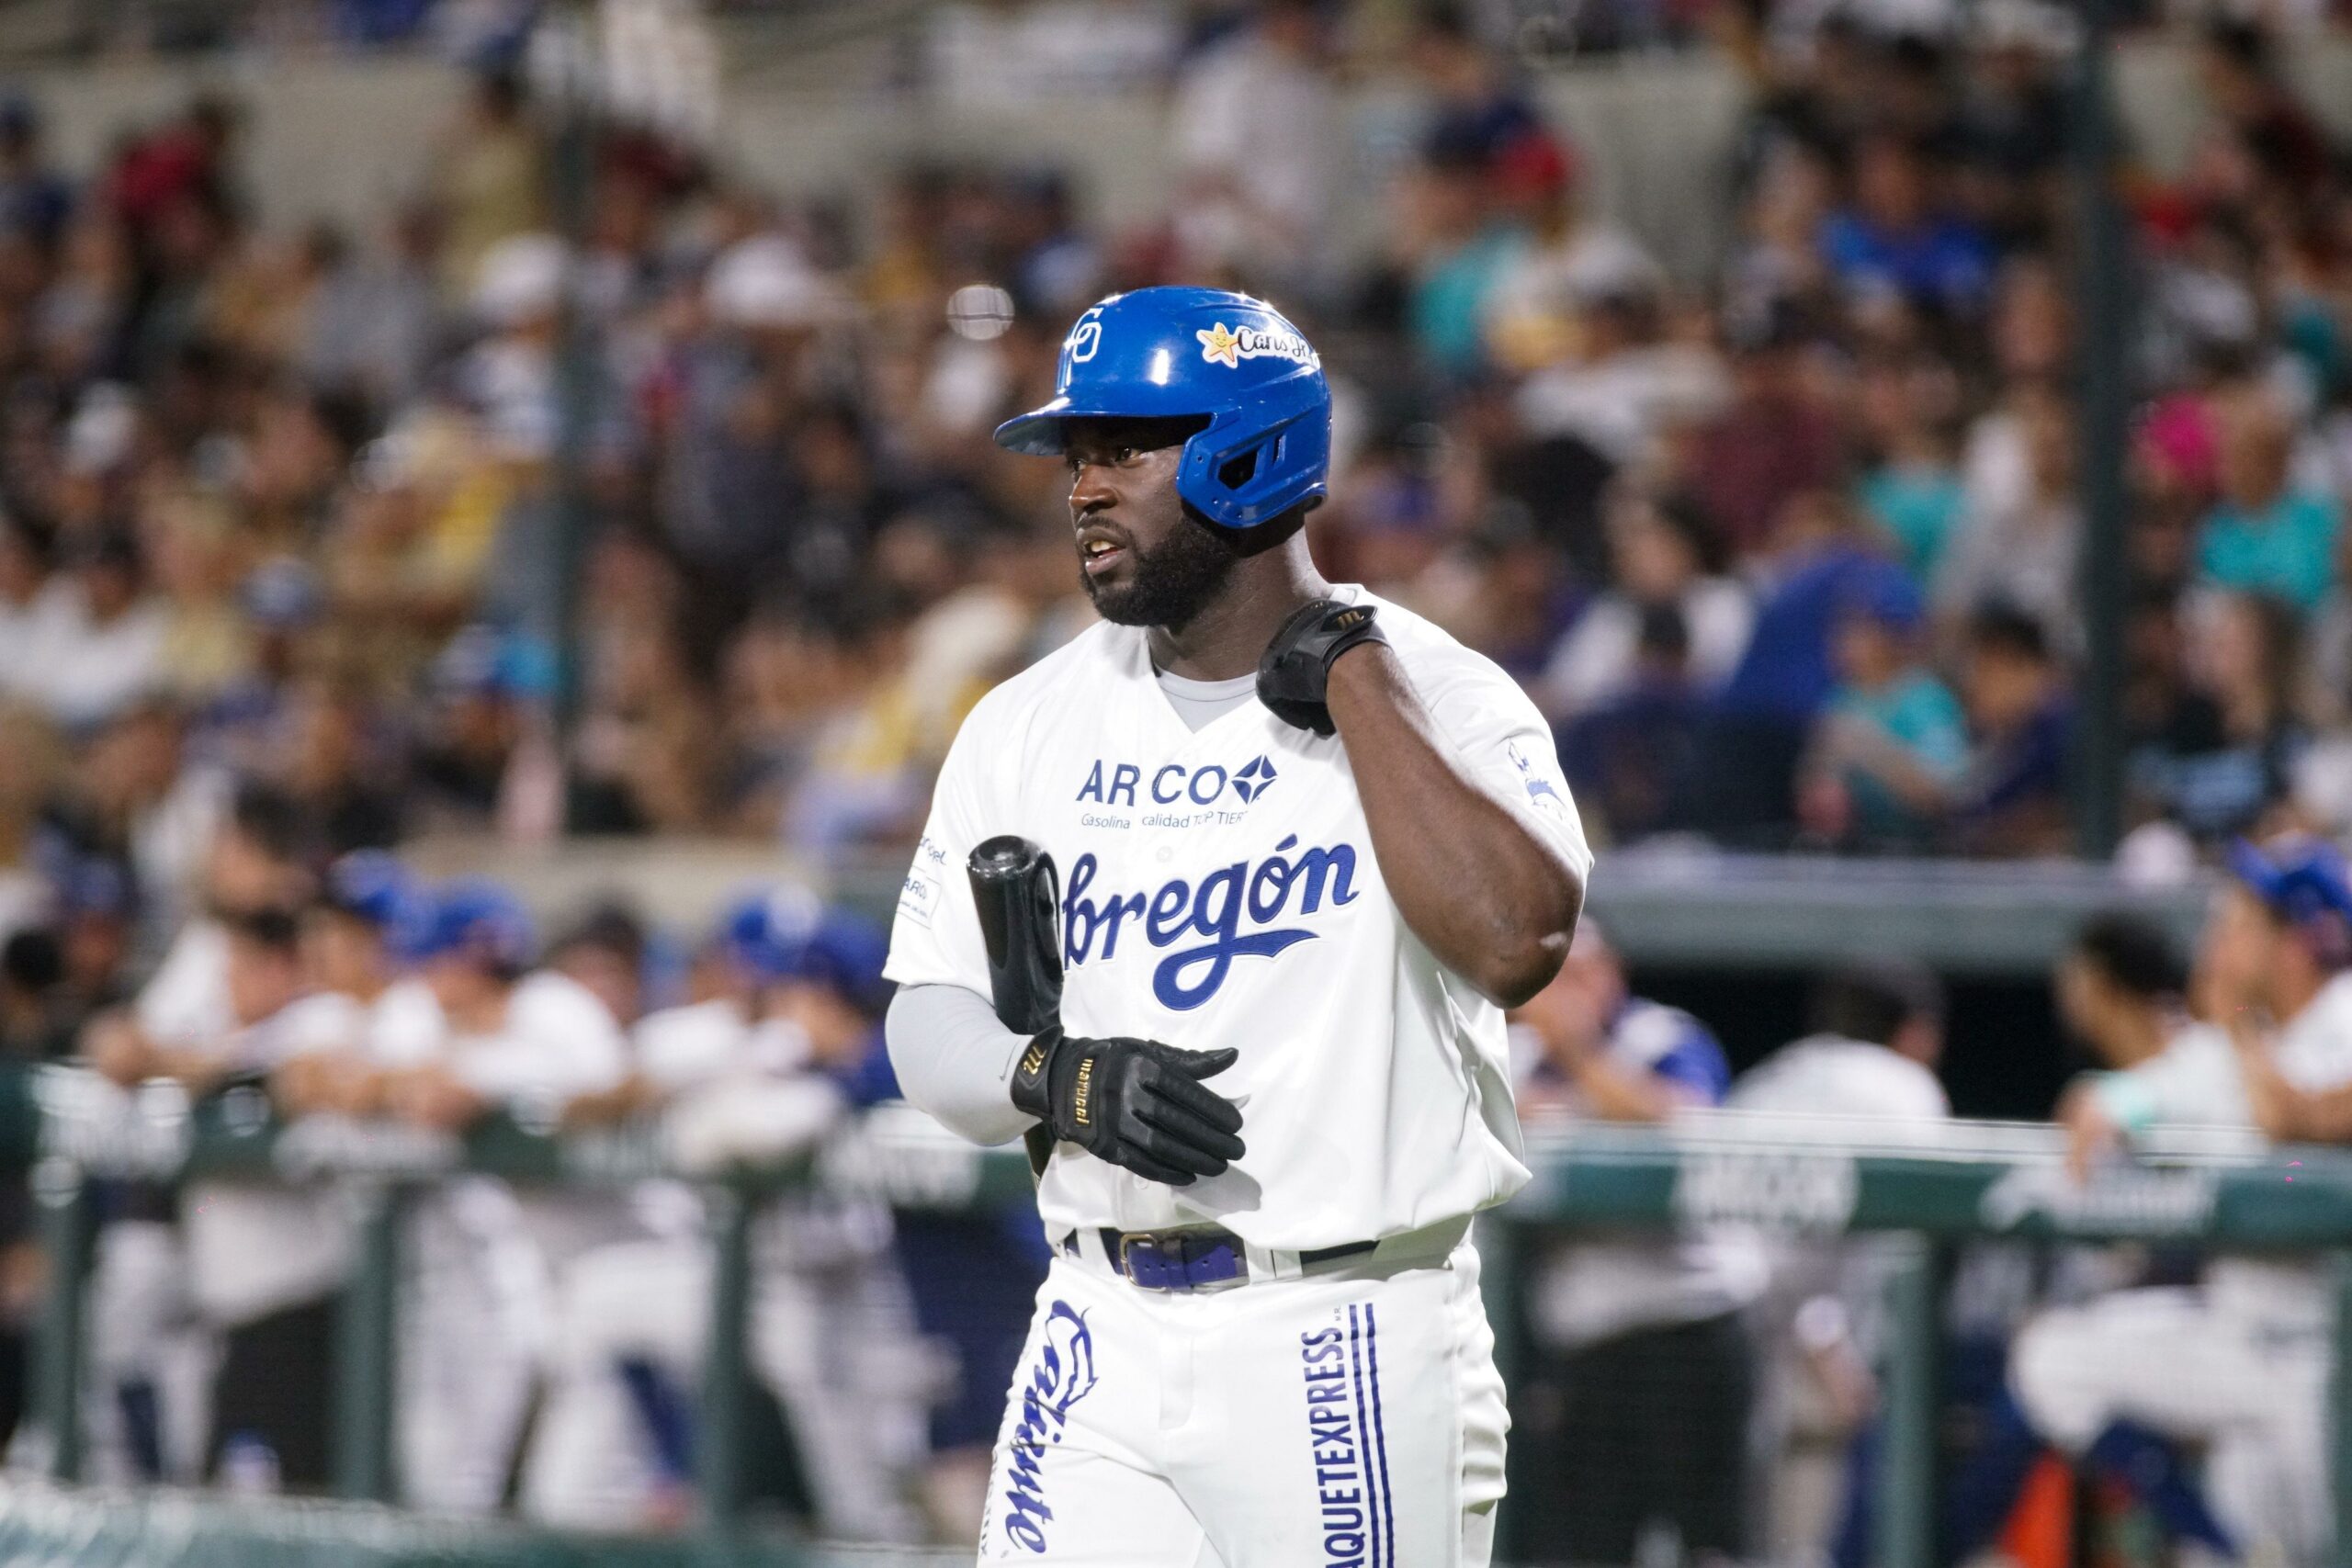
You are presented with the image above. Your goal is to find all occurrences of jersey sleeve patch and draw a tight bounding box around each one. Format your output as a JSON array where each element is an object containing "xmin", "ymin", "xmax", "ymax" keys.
[
  {"xmin": 898, "ymin": 836, "xmax": 949, "ymax": 928},
  {"xmin": 1504, "ymin": 736, "xmax": 1572, "ymax": 823}
]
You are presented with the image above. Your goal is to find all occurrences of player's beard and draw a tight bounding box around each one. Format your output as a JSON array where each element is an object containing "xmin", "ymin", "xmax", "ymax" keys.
[{"xmin": 1082, "ymin": 510, "xmax": 1241, "ymax": 631}]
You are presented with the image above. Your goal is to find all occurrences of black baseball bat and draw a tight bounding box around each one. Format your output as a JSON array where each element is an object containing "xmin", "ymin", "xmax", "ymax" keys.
[{"xmin": 967, "ymin": 835, "xmax": 1063, "ymax": 1177}]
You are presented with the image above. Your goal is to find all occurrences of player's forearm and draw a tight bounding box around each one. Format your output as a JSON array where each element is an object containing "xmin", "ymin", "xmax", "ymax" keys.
[
  {"xmin": 884, "ymin": 983, "xmax": 1037, "ymax": 1147},
  {"xmin": 1325, "ymin": 645, "xmax": 1583, "ymax": 1008},
  {"xmin": 1568, "ymin": 1053, "xmax": 1682, "ymax": 1123}
]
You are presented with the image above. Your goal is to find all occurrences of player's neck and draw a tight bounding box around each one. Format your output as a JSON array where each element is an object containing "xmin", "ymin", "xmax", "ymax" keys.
[{"xmin": 1147, "ymin": 539, "xmax": 1327, "ymax": 682}]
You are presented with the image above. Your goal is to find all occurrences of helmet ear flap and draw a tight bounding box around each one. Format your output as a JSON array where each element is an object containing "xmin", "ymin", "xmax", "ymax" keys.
[{"xmin": 1181, "ymin": 408, "xmax": 1323, "ymax": 528}]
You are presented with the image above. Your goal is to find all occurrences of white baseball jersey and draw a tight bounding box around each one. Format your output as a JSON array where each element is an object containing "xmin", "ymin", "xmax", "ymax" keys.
[
  {"xmin": 428, "ymin": 971, "xmax": 630, "ymax": 1107},
  {"xmin": 2008, "ymin": 975, "xmax": 2352, "ymax": 1563},
  {"xmin": 185, "ymin": 990, "xmax": 371, "ymax": 1327},
  {"xmin": 885, "ymin": 587, "xmax": 1591, "ymax": 1250},
  {"xmin": 2094, "ymin": 971, "xmax": 2352, "ymax": 1330},
  {"xmin": 187, "ymin": 982, "xmax": 465, "ymax": 1327}
]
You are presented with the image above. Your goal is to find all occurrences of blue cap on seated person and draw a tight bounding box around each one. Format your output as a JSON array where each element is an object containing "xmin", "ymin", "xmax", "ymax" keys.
[
  {"xmin": 767, "ymin": 910, "xmax": 892, "ymax": 1015},
  {"xmin": 323, "ymin": 851, "xmax": 430, "ymax": 954},
  {"xmin": 2228, "ymin": 836, "xmax": 2352, "ymax": 965},
  {"xmin": 415, "ymin": 878, "xmax": 537, "ymax": 973},
  {"xmin": 1837, "ymin": 558, "xmax": 1926, "ymax": 634},
  {"xmin": 716, "ymin": 884, "xmax": 822, "ymax": 976},
  {"xmin": 715, "ymin": 886, "xmax": 889, "ymax": 1013}
]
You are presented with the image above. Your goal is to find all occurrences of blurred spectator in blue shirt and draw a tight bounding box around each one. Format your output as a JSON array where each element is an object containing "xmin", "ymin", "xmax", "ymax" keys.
[
  {"xmin": 1799, "ymin": 565, "xmax": 1968, "ymax": 851},
  {"xmin": 0, "ymin": 98, "xmax": 71, "ymax": 252},
  {"xmin": 1951, "ymin": 602, "xmax": 2075, "ymax": 856},
  {"xmin": 1408, "ymin": 3, "xmax": 1545, "ymax": 171},
  {"xmin": 1561, "ymin": 602, "xmax": 1707, "ymax": 846},
  {"xmin": 1687, "ymin": 495, "xmax": 1897, "ymax": 842},
  {"xmin": 1717, "ymin": 494, "xmax": 1894, "ymax": 727},
  {"xmin": 1817, "ymin": 134, "xmax": 1995, "ymax": 318}
]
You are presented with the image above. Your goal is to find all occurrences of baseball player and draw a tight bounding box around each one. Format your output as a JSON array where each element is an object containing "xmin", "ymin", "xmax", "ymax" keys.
[
  {"xmin": 378, "ymin": 878, "xmax": 631, "ymax": 1514},
  {"xmin": 523, "ymin": 890, "xmax": 925, "ymax": 1542},
  {"xmin": 1725, "ymin": 961, "xmax": 1950, "ymax": 1568},
  {"xmin": 883, "ymin": 287, "xmax": 1589, "ymax": 1565},
  {"xmin": 2015, "ymin": 837, "xmax": 2352, "ymax": 1565},
  {"xmin": 1507, "ymin": 922, "xmax": 1762, "ymax": 1568},
  {"xmin": 76, "ymin": 785, "xmax": 318, "ymax": 1485}
]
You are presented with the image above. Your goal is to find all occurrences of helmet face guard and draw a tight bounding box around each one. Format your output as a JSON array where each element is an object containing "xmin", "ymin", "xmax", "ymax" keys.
[{"xmin": 994, "ymin": 287, "xmax": 1333, "ymax": 531}]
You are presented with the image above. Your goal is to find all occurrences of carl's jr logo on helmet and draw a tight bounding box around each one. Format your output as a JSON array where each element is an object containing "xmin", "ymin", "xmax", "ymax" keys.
[{"xmin": 1196, "ymin": 321, "xmax": 1318, "ymax": 370}]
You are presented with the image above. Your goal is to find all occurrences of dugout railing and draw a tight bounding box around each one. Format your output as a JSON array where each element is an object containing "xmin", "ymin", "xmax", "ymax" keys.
[{"xmin": 7, "ymin": 1066, "xmax": 2352, "ymax": 1567}]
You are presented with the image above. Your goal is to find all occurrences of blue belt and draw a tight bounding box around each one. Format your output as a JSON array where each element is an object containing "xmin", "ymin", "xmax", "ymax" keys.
[{"xmin": 1060, "ymin": 1225, "xmax": 1378, "ymax": 1292}]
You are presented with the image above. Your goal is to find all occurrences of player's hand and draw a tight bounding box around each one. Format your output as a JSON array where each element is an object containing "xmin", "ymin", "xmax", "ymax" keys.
[
  {"xmin": 1010, "ymin": 1026, "xmax": 1247, "ymax": 1186},
  {"xmin": 1258, "ymin": 599, "xmax": 1386, "ymax": 737},
  {"xmin": 2058, "ymin": 1084, "xmax": 2120, "ymax": 1182},
  {"xmin": 82, "ymin": 1012, "xmax": 154, "ymax": 1088}
]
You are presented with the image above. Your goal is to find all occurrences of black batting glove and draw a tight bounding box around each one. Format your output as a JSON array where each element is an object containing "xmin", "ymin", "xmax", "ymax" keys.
[
  {"xmin": 1010, "ymin": 1026, "xmax": 1247, "ymax": 1186},
  {"xmin": 1257, "ymin": 598, "xmax": 1387, "ymax": 737}
]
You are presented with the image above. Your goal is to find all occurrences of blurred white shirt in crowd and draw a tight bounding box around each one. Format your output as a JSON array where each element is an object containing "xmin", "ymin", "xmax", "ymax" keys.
[
  {"xmin": 1542, "ymin": 576, "xmax": 1754, "ymax": 718},
  {"xmin": 1170, "ymin": 20, "xmax": 1337, "ymax": 279},
  {"xmin": 1729, "ymin": 1033, "xmax": 1951, "ymax": 1123},
  {"xmin": 928, "ymin": 2, "xmax": 1180, "ymax": 107},
  {"xmin": 0, "ymin": 577, "xmax": 73, "ymax": 704},
  {"xmin": 35, "ymin": 587, "xmax": 170, "ymax": 730}
]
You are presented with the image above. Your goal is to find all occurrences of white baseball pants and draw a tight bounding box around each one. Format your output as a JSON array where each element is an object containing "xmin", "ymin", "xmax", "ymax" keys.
[
  {"xmin": 2011, "ymin": 1284, "xmax": 2331, "ymax": 1564},
  {"xmin": 977, "ymin": 1234, "xmax": 1506, "ymax": 1567}
]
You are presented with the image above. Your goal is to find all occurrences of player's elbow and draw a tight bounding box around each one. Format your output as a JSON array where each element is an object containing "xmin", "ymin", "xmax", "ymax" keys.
[
  {"xmin": 1474, "ymin": 925, "xmax": 1574, "ymax": 1010},
  {"xmin": 1475, "ymin": 869, "xmax": 1584, "ymax": 1008}
]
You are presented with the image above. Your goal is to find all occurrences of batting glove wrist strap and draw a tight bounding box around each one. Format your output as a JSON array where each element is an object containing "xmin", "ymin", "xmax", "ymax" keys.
[
  {"xmin": 1257, "ymin": 599, "xmax": 1387, "ymax": 737},
  {"xmin": 1010, "ymin": 1025, "xmax": 1247, "ymax": 1187}
]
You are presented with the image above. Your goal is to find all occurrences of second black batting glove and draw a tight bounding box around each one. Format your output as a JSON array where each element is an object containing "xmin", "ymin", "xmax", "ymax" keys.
[
  {"xmin": 1257, "ymin": 599, "xmax": 1387, "ymax": 737},
  {"xmin": 1010, "ymin": 1026, "xmax": 1247, "ymax": 1186}
]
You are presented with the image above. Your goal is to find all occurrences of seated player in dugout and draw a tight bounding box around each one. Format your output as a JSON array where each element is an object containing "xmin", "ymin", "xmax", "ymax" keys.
[{"xmin": 882, "ymin": 288, "xmax": 1589, "ymax": 1566}]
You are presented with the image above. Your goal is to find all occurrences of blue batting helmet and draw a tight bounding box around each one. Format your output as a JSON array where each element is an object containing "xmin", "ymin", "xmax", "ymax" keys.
[
  {"xmin": 770, "ymin": 910, "xmax": 891, "ymax": 1014},
  {"xmin": 715, "ymin": 884, "xmax": 822, "ymax": 977},
  {"xmin": 322, "ymin": 851, "xmax": 431, "ymax": 958},
  {"xmin": 2229, "ymin": 837, "xmax": 2352, "ymax": 964},
  {"xmin": 994, "ymin": 287, "xmax": 1332, "ymax": 530},
  {"xmin": 414, "ymin": 878, "xmax": 537, "ymax": 974},
  {"xmin": 713, "ymin": 885, "xmax": 891, "ymax": 1012}
]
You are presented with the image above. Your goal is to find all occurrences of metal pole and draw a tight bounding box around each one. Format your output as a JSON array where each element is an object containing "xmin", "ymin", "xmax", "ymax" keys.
[
  {"xmin": 547, "ymin": 7, "xmax": 601, "ymax": 742},
  {"xmin": 32, "ymin": 1157, "xmax": 94, "ymax": 1483},
  {"xmin": 2332, "ymin": 1251, "xmax": 2352, "ymax": 1566},
  {"xmin": 334, "ymin": 1182, "xmax": 405, "ymax": 1503},
  {"xmin": 1476, "ymin": 1214, "xmax": 1528, "ymax": 1563},
  {"xmin": 697, "ymin": 1185, "xmax": 756, "ymax": 1530},
  {"xmin": 2070, "ymin": 0, "xmax": 2132, "ymax": 860},
  {"xmin": 1874, "ymin": 1237, "xmax": 1938, "ymax": 1568}
]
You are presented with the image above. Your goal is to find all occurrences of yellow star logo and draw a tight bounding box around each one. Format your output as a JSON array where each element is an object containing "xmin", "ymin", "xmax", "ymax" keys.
[{"xmin": 1196, "ymin": 321, "xmax": 1241, "ymax": 368}]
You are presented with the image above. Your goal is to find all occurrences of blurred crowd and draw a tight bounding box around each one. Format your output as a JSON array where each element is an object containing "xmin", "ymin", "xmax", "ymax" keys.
[{"xmin": 0, "ymin": 0, "xmax": 2344, "ymax": 1012}]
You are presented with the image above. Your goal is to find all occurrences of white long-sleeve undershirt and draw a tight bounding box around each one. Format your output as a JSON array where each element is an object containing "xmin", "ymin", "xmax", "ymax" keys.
[{"xmin": 884, "ymin": 981, "xmax": 1037, "ymax": 1146}]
